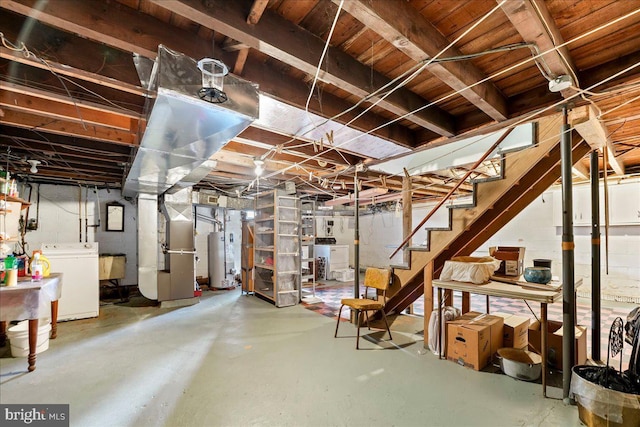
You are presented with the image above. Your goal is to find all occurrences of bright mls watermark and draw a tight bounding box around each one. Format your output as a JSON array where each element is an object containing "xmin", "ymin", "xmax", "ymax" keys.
[{"xmin": 1, "ymin": 405, "xmax": 69, "ymax": 426}]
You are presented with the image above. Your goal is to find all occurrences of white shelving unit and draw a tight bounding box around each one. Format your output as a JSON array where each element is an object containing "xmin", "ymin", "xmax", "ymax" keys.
[
  {"xmin": 253, "ymin": 189, "xmax": 301, "ymax": 307},
  {"xmin": 301, "ymin": 200, "xmax": 321, "ymax": 303}
]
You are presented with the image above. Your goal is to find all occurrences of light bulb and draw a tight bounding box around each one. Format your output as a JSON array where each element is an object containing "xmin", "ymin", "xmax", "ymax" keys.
[
  {"xmin": 253, "ymin": 159, "xmax": 265, "ymax": 176},
  {"xmin": 27, "ymin": 160, "xmax": 40, "ymax": 173}
]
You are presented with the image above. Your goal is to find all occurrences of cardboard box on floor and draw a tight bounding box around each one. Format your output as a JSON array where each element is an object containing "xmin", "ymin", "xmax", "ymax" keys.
[
  {"xmin": 446, "ymin": 311, "xmax": 504, "ymax": 371},
  {"xmin": 528, "ymin": 320, "xmax": 587, "ymax": 370},
  {"xmin": 493, "ymin": 312, "xmax": 530, "ymax": 349},
  {"xmin": 489, "ymin": 246, "xmax": 525, "ymax": 276}
]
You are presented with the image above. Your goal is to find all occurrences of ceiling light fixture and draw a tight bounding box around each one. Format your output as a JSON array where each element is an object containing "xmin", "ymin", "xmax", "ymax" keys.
[
  {"xmin": 253, "ymin": 159, "xmax": 265, "ymax": 176},
  {"xmin": 548, "ymin": 74, "xmax": 573, "ymax": 92},
  {"xmin": 27, "ymin": 159, "xmax": 41, "ymax": 173}
]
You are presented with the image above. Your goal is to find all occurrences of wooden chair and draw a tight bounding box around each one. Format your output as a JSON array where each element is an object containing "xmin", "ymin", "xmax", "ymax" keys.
[{"xmin": 334, "ymin": 267, "xmax": 393, "ymax": 349}]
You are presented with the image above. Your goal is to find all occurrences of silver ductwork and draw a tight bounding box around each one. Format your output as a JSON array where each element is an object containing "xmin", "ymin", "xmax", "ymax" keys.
[
  {"xmin": 125, "ymin": 45, "xmax": 259, "ymax": 196},
  {"xmin": 137, "ymin": 193, "xmax": 159, "ymax": 300},
  {"xmin": 130, "ymin": 46, "xmax": 259, "ymax": 301}
]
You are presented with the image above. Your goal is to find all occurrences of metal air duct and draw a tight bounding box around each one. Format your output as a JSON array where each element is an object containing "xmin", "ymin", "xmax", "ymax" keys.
[
  {"xmin": 130, "ymin": 46, "xmax": 259, "ymax": 301},
  {"xmin": 125, "ymin": 45, "xmax": 259, "ymax": 196}
]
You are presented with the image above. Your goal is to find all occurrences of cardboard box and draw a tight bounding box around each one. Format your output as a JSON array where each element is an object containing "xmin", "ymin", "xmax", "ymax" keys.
[
  {"xmin": 528, "ymin": 320, "xmax": 587, "ymax": 370},
  {"xmin": 446, "ymin": 311, "xmax": 504, "ymax": 371},
  {"xmin": 99, "ymin": 254, "xmax": 126, "ymax": 280},
  {"xmin": 493, "ymin": 312, "xmax": 530, "ymax": 349},
  {"xmin": 489, "ymin": 246, "xmax": 525, "ymax": 276}
]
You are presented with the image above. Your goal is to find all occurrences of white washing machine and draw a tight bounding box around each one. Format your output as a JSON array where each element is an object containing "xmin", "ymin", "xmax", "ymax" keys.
[{"xmin": 41, "ymin": 242, "xmax": 100, "ymax": 321}]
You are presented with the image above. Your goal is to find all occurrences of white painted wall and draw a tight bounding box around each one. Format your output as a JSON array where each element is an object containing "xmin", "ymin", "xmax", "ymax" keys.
[
  {"xmin": 13, "ymin": 183, "xmax": 138, "ymax": 285},
  {"xmin": 328, "ymin": 180, "xmax": 640, "ymax": 288},
  {"xmin": 12, "ymin": 179, "xmax": 639, "ymax": 291},
  {"xmin": 13, "ymin": 183, "xmax": 243, "ymax": 288}
]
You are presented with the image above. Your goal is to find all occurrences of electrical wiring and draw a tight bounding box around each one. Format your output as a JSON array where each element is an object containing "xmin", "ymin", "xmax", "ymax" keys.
[
  {"xmin": 304, "ymin": 0, "xmax": 343, "ymax": 114},
  {"xmin": 342, "ymin": 8, "xmax": 640, "ymax": 180},
  {"xmin": 299, "ymin": 0, "xmax": 510, "ymax": 153},
  {"xmin": 6, "ymin": 5, "xmax": 640, "ymax": 197},
  {"xmin": 247, "ymin": 1, "xmax": 512, "ymax": 192},
  {"xmin": 1, "ymin": 33, "xmax": 142, "ymax": 115}
]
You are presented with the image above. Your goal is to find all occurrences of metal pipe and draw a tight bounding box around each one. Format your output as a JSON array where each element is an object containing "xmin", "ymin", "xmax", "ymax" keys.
[
  {"xmin": 354, "ymin": 170, "xmax": 360, "ymax": 300},
  {"xmin": 84, "ymin": 186, "xmax": 88, "ymax": 242},
  {"xmin": 164, "ymin": 249, "xmax": 197, "ymax": 255},
  {"xmin": 560, "ymin": 105, "xmax": 576, "ymax": 402},
  {"xmin": 78, "ymin": 185, "xmax": 82, "ymax": 243},
  {"xmin": 590, "ymin": 149, "xmax": 602, "ymax": 362}
]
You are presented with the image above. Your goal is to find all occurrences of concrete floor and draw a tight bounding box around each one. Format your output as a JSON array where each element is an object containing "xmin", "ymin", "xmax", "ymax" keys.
[{"xmin": 0, "ymin": 288, "xmax": 584, "ymax": 427}]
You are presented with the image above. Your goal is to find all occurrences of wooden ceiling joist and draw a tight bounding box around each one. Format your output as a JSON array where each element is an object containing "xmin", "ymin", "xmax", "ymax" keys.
[
  {"xmin": 573, "ymin": 106, "xmax": 625, "ymax": 175},
  {"xmin": 0, "ymin": 47, "xmax": 148, "ymax": 97},
  {"xmin": 0, "ymin": 82, "xmax": 143, "ymax": 131},
  {"xmin": 247, "ymin": 0, "xmax": 269, "ymax": 25},
  {"xmin": 337, "ymin": 0, "xmax": 508, "ymax": 121},
  {"xmin": 148, "ymin": 0, "xmax": 456, "ymax": 136},
  {"xmin": 3, "ymin": 2, "xmax": 418, "ymax": 150},
  {"xmin": 1, "ymin": 110, "xmax": 138, "ymax": 146},
  {"xmin": 500, "ymin": 0, "xmax": 577, "ymax": 82}
]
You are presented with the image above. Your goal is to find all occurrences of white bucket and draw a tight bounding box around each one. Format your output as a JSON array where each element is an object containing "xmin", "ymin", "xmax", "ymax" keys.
[{"xmin": 7, "ymin": 319, "xmax": 51, "ymax": 358}]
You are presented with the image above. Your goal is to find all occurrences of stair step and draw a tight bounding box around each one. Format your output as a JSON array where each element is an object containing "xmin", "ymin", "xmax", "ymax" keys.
[
  {"xmin": 448, "ymin": 202, "xmax": 475, "ymax": 209},
  {"xmin": 390, "ymin": 263, "xmax": 410, "ymax": 270},
  {"xmin": 424, "ymin": 227, "xmax": 450, "ymax": 232},
  {"xmin": 386, "ymin": 115, "xmax": 584, "ymax": 317}
]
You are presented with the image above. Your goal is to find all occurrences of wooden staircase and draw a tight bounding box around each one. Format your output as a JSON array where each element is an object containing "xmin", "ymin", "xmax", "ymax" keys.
[{"xmin": 385, "ymin": 115, "xmax": 591, "ymax": 317}]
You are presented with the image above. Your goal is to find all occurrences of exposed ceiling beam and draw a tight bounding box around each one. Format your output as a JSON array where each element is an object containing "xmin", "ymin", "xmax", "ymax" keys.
[
  {"xmin": 572, "ymin": 160, "xmax": 590, "ymax": 180},
  {"xmin": 240, "ymin": 56, "xmax": 418, "ymax": 148},
  {"xmin": 572, "ymin": 106, "xmax": 624, "ymax": 175},
  {"xmin": 1, "ymin": 109, "xmax": 138, "ymax": 145},
  {"xmin": 337, "ymin": 0, "xmax": 508, "ymax": 121},
  {"xmin": 500, "ymin": 0, "xmax": 577, "ymax": 95},
  {"xmin": 0, "ymin": 47, "xmax": 148, "ymax": 97},
  {"xmin": 148, "ymin": 0, "xmax": 455, "ymax": 136},
  {"xmin": 247, "ymin": 0, "xmax": 269, "ymax": 25},
  {"xmin": 0, "ymin": 82, "xmax": 143, "ymax": 131},
  {"xmin": 1, "ymin": 0, "xmax": 211, "ymax": 60},
  {"xmin": 233, "ymin": 48, "xmax": 250, "ymax": 75},
  {"xmin": 1, "ymin": 2, "xmax": 418, "ymax": 149}
]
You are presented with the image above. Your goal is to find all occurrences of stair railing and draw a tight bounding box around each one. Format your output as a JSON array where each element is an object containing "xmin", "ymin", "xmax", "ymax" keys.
[{"xmin": 389, "ymin": 127, "xmax": 515, "ymax": 259}]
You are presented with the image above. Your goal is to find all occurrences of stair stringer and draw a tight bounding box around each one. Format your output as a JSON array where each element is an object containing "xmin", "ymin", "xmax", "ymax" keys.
[{"xmin": 385, "ymin": 114, "xmax": 571, "ymax": 313}]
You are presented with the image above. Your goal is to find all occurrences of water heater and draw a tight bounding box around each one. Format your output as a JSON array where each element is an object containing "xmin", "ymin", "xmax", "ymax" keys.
[{"xmin": 207, "ymin": 231, "xmax": 225, "ymax": 288}]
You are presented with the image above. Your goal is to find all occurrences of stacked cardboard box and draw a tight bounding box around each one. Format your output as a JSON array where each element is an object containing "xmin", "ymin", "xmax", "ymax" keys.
[
  {"xmin": 493, "ymin": 312, "xmax": 530, "ymax": 349},
  {"xmin": 528, "ymin": 320, "xmax": 587, "ymax": 370},
  {"xmin": 489, "ymin": 246, "xmax": 526, "ymax": 276},
  {"xmin": 446, "ymin": 312, "xmax": 504, "ymax": 371}
]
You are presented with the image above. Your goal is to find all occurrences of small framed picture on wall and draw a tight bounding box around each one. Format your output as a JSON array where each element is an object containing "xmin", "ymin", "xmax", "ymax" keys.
[{"xmin": 106, "ymin": 202, "xmax": 125, "ymax": 232}]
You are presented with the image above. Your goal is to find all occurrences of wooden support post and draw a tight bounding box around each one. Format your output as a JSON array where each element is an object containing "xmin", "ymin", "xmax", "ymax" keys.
[
  {"xmin": 402, "ymin": 175, "xmax": 412, "ymax": 265},
  {"xmin": 423, "ymin": 261, "xmax": 433, "ymax": 348},
  {"xmin": 462, "ymin": 292, "xmax": 470, "ymax": 313},
  {"xmin": 445, "ymin": 290, "xmax": 454, "ymax": 308}
]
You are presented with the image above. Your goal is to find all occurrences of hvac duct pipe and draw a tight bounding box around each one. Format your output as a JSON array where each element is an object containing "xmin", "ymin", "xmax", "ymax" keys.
[
  {"xmin": 590, "ymin": 150, "xmax": 602, "ymax": 362},
  {"xmin": 138, "ymin": 193, "xmax": 159, "ymax": 300},
  {"xmin": 561, "ymin": 105, "xmax": 576, "ymax": 402}
]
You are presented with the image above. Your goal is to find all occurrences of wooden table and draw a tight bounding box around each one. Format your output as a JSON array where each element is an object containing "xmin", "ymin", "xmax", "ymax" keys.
[
  {"xmin": 0, "ymin": 273, "xmax": 62, "ymax": 371},
  {"xmin": 433, "ymin": 278, "xmax": 581, "ymax": 397}
]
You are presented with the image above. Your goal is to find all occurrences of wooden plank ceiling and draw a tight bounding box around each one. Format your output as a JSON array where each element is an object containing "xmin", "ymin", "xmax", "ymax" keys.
[{"xmin": 1, "ymin": 0, "xmax": 640, "ymax": 203}]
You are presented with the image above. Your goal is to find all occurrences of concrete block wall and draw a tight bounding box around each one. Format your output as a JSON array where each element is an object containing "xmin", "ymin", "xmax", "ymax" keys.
[
  {"xmin": 15, "ymin": 183, "xmax": 138, "ymax": 286},
  {"xmin": 332, "ymin": 181, "xmax": 640, "ymax": 288}
]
